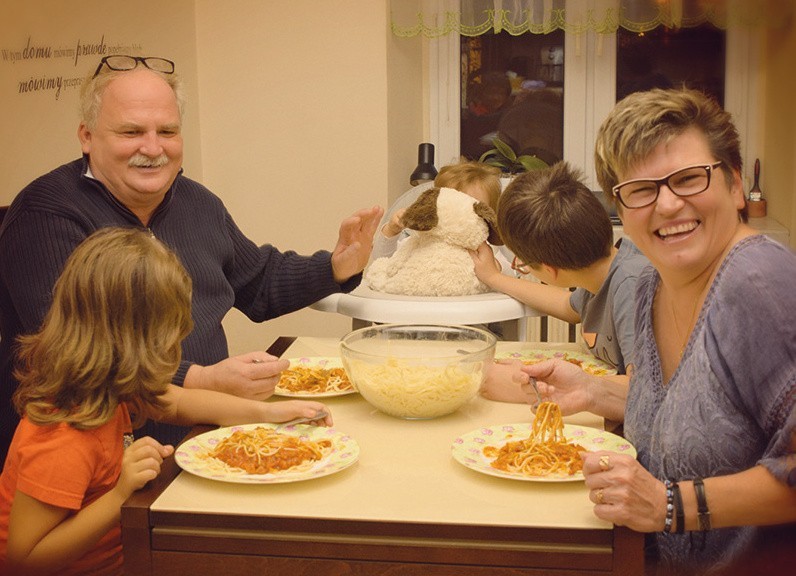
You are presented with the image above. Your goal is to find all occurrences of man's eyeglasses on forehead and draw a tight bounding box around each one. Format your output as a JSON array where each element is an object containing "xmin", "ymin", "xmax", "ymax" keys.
[
  {"xmin": 511, "ymin": 256, "xmax": 533, "ymax": 276},
  {"xmin": 93, "ymin": 55, "xmax": 175, "ymax": 78},
  {"xmin": 612, "ymin": 161, "xmax": 723, "ymax": 209}
]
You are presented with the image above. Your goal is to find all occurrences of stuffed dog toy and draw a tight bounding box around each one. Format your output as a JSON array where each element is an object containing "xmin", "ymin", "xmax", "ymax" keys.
[{"xmin": 365, "ymin": 187, "xmax": 502, "ymax": 296}]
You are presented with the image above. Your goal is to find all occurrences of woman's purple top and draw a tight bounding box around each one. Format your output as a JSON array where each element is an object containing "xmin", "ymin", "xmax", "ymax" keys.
[{"xmin": 625, "ymin": 235, "xmax": 796, "ymax": 574}]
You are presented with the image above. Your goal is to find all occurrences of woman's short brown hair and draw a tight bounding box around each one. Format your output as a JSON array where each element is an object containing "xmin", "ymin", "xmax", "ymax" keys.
[{"xmin": 594, "ymin": 88, "xmax": 743, "ymax": 218}]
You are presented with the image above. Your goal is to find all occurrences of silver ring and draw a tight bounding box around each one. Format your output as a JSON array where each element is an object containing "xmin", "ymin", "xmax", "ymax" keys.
[{"xmin": 599, "ymin": 455, "xmax": 611, "ymax": 471}]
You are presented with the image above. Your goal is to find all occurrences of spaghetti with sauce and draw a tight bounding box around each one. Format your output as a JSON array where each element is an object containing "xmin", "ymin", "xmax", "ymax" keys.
[
  {"xmin": 483, "ymin": 402, "xmax": 585, "ymax": 477},
  {"xmin": 519, "ymin": 354, "xmax": 610, "ymax": 376},
  {"xmin": 205, "ymin": 426, "xmax": 333, "ymax": 475},
  {"xmin": 276, "ymin": 366, "xmax": 354, "ymax": 395}
]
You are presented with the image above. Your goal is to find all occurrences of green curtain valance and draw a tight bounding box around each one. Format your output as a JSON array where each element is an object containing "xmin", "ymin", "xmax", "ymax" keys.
[{"xmin": 390, "ymin": 0, "xmax": 793, "ymax": 38}]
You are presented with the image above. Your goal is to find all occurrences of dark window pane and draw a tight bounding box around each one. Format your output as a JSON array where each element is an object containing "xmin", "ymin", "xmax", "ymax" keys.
[
  {"xmin": 460, "ymin": 31, "xmax": 565, "ymax": 166},
  {"xmin": 616, "ymin": 25, "xmax": 725, "ymax": 105}
]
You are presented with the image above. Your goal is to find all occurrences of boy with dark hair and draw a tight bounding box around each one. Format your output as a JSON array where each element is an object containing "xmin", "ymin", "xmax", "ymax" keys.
[{"xmin": 471, "ymin": 161, "xmax": 650, "ymax": 402}]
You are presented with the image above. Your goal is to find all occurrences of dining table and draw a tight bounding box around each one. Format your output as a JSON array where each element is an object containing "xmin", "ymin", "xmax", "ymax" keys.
[{"xmin": 121, "ymin": 336, "xmax": 644, "ymax": 576}]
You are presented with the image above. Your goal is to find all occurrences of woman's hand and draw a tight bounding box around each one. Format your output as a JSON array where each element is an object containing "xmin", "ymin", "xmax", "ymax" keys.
[
  {"xmin": 582, "ymin": 451, "xmax": 667, "ymax": 533},
  {"xmin": 521, "ymin": 359, "xmax": 596, "ymax": 416}
]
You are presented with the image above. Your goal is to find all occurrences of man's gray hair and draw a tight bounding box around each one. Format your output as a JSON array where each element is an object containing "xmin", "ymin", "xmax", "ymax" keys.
[{"xmin": 79, "ymin": 69, "xmax": 186, "ymax": 130}]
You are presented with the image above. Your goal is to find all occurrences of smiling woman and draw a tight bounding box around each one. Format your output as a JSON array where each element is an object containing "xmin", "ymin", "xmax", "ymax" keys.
[{"xmin": 578, "ymin": 87, "xmax": 796, "ymax": 575}]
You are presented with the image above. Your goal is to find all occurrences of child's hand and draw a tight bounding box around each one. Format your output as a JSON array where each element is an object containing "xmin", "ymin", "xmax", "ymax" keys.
[
  {"xmin": 381, "ymin": 209, "xmax": 406, "ymax": 238},
  {"xmin": 268, "ymin": 400, "xmax": 333, "ymax": 427},
  {"xmin": 117, "ymin": 437, "xmax": 174, "ymax": 499},
  {"xmin": 479, "ymin": 359, "xmax": 533, "ymax": 404},
  {"xmin": 470, "ymin": 242, "xmax": 502, "ymax": 284}
]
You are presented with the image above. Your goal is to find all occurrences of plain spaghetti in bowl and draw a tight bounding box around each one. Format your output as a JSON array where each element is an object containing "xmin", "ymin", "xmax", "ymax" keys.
[{"xmin": 340, "ymin": 324, "xmax": 496, "ymax": 419}]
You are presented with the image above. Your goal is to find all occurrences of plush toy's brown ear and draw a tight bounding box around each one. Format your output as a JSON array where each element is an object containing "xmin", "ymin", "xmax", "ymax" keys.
[
  {"xmin": 473, "ymin": 202, "xmax": 503, "ymax": 245},
  {"xmin": 401, "ymin": 188, "xmax": 441, "ymax": 231}
]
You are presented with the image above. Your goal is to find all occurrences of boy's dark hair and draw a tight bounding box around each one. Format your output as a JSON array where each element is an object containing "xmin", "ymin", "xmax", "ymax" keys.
[{"xmin": 497, "ymin": 161, "xmax": 613, "ymax": 270}]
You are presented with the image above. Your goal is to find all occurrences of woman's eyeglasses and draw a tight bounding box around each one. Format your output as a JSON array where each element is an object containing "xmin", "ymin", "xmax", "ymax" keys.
[
  {"xmin": 93, "ymin": 55, "xmax": 175, "ymax": 78},
  {"xmin": 612, "ymin": 161, "xmax": 723, "ymax": 209}
]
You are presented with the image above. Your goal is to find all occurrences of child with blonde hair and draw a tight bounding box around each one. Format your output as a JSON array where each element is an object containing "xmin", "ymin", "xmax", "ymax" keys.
[
  {"xmin": 368, "ymin": 160, "xmax": 515, "ymax": 337},
  {"xmin": 370, "ymin": 159, "xmax": 506, "ymax": 262},
  {"xmin": 0, "ymin": 228, "xmax": 330, "ymax": 575}
]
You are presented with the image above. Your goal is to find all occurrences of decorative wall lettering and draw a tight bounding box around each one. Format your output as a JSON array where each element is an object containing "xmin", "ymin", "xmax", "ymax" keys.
[{"xmin": 1, "ymin": 35, "xmax": 144, "ymax": 101}]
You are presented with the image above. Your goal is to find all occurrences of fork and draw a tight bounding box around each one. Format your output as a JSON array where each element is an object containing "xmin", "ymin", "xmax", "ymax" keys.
[
  {"xmin": 528, "ymin": 376, "xmax": 543, "ymax": 406},
  {"xmin": 276, "ymin": 409, "xmax": 329, "ymax": 430}
]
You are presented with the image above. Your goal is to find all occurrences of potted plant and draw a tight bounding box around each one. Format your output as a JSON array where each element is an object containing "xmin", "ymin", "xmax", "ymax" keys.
[{"xmin": 479, "ymin": 136, "xmax": 548, "ymax": 174}]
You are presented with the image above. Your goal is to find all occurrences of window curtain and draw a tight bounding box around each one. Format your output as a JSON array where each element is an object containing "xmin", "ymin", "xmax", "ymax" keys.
[{"xmin": 390, "ymin": 0, "xmax": 792, "ymax": 37}]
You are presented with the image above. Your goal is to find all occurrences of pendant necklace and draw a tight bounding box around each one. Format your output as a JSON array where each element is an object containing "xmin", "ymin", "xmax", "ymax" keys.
[{"xmin": 669, "ymin": 289, "xmax": 702, "ymax": 358}]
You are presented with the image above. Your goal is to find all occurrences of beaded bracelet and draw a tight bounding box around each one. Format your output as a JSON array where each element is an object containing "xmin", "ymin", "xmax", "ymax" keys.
[
  {"xmin": 694, "ymin": 478, "xmax": 711, "ymax": 531},
  {"xmin": 663, "ymin": 479, "xmax": 675, "ymax": 533},
  {"xmin": 672, "ymin": 482, "xmax": 685, "ymax": 534}
]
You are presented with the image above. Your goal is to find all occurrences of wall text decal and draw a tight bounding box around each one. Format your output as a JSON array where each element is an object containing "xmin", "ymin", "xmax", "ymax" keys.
[{"xmin": 1, "ymin": 35, "xmax": 144, "ymax": 101}]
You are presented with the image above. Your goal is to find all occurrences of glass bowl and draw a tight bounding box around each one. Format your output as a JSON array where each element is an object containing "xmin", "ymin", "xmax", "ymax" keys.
[{"xmin": 339, "ymin": 324, "xmax": 496, "ymax": 419}]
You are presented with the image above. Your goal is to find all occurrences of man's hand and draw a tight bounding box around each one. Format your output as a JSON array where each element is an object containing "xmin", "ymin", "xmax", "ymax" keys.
[
  {"xmin": 331, "ymin": 206, "xmax": 383, "ymax": 283},
  {"xmin": 184, "ymin": 352, "xmax": 289, "ymax": 400}
]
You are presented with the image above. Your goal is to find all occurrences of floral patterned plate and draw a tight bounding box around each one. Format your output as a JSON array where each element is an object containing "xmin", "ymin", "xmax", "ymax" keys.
[
  {"xmin": 451, "ymin": 423, "xmax": 636, "ymax": 482},
  {"xmin": 274, "ymin": 357, "xmax": 357, "ymax": 398},
  {"xmin": 494, "ymin": 349, "xmax": 617, "ymax": 376},
  {"xmin": 176, "ymin": 423, "xmax": 359, "ymax": 484}
]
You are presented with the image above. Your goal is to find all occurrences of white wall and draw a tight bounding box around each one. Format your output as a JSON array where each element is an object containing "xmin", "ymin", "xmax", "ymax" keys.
[
  {"xmin": 1, "ymin": 1, "xmax": 426, "ymax": 354},
  {"xmin": 763, "ymin": 22, "xmax": 796, "ymax": 249},
  {"xmin": 193, "ymin": 0, "xmax": 416, "ymax": 353},
  {"xmin": 0, "ymin": 0, "xmax": 202, "ymax": 201}
]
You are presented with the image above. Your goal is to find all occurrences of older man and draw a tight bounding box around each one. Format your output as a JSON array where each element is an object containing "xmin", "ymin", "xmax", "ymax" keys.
[{"xmin": 0, "ymin": 56, "xmax": 382, "ymax": 462}]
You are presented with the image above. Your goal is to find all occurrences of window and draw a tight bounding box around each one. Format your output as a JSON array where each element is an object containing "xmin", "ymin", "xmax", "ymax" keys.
[
  {"xmin": 616, "ymin": 25, "xmax": 725, "ymax": 105},
  {"xmin": 460, "ymin": 31, "xmax": 565, "ymax": 166},
  {"xmin": 430, "ymin": 3, "xmax": 760, "ymax": 190}
]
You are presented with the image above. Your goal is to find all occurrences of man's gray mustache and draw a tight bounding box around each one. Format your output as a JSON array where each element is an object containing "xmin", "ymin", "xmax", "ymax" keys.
[{"xmin": 129, "ymin": 154, "xmax": 169, "ymax": 168}]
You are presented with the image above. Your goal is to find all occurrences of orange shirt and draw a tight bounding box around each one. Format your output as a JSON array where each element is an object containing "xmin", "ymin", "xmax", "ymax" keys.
[{"xmin": 0, "ymin": 404, "xmax": 131, "ymax": 576}]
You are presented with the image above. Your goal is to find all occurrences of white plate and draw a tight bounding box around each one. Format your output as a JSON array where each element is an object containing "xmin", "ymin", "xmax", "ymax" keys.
[
  {"xmin": 451, "ymin": 423, "xmax": 636, "ymax": 482},
  {"xmin": 176, "ymin": 423, "xmax": 359, "ymax": 484},
  {"xmin": 494, "ymin": 349, "xmax": 617, "ymax": 376},
  {"xmin": 274, "ymin": 357, "xmax": 357, "ymax": 398}
]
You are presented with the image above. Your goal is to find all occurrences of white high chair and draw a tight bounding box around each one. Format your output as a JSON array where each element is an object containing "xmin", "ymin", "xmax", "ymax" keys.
[{"xmin": 311, "ymin": 184, "xmax": 538, "ymax": 340}]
